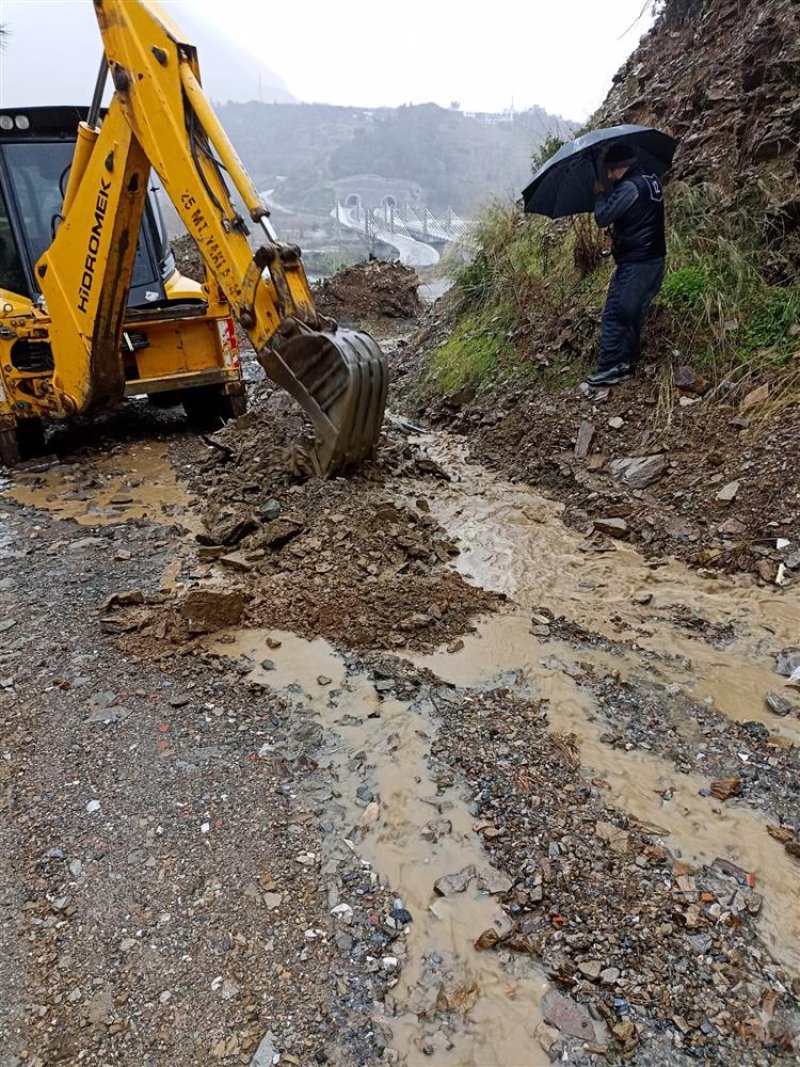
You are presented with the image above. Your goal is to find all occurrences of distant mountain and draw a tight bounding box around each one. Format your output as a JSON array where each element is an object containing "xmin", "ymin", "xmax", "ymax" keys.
[
  {"xmin": 0, "ymin": 1, "xmax": 293, "ymax": 107},
  {"xmin": 218, "ymin": 102, "xmax": 576, "ymax": 214}
]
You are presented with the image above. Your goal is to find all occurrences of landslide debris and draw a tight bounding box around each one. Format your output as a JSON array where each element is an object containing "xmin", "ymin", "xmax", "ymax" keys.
[
  {"xmin": 599, "ymin": 0, "xmax": 800, "ymax": 276},
  {"xmin": 359, "ymin": 656, "xmax": 800, "ymax": 1064},
  {"xmin": 104, "ymin": 403, "xmax": 497, "ymax": 655},
  {"xmin": 313, "ymin": 261, "xmax": 420, "ymax": 322}
]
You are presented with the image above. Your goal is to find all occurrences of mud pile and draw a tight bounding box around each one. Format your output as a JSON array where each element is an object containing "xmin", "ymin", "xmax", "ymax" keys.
[
  {"xmin": 171, "ymin": 233, "xmax": 204, "ymax": 283},
  {"xmin": 313, "ymin": 261, "xmax": 420, "ymax": 322},
  {"xmin": 599, "ymin": 0, "xmax": 800, "ymax": 275},
  {"xmin": 105, "ymin": 404, "xmax": 497, "ymax": 654}
]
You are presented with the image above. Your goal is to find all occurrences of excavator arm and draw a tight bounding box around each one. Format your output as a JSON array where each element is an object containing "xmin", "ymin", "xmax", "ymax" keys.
[{"xmin": 43, "ymin": 0, "xmax": 387, "ymax": 473}]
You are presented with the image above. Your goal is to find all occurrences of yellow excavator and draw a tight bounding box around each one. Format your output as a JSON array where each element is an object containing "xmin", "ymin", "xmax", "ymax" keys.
[{"xmin": 0, "ymin": 0, "xmax": 387, "ymax": 474}]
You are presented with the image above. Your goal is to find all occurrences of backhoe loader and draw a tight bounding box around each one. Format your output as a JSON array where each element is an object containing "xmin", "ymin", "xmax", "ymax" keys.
[{"xmin": 0, "ymin": 0, "xmax": 387, "ymax": 474}]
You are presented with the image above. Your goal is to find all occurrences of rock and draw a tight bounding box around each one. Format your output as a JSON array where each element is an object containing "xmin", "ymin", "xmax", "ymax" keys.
[
  {"xmin": 251, "ymin": 1030, "xmax": 279, "ymax": 1067},
  {"xmin": 592, "ymin": 517, "xmax": 629, "ymax": 539},
  {"xmin": 86, "ymin": 988, "xmax": 113, "ymax": 1025},
  {"xmin": 775, "ymin": 649, "xmax": 800, "ymax": 677},
  {"xmin": 541, "ymin": 989, "xmax": 595, "ymax": 1040},
  {"xmin": 197, "ymin": 513, "xmax": 258, "ymax": 547},
  {"xmin": 257, "ymin": 518, "xmax": 304, "ymax": 550},
  {"xmin": 317, "ymin": 675, "xmax": 332, "ymax": 686},
  {"xmin": 574, "ymin": 420, "xmax": 595, "ymax": 459},
  {"xmin": 433, "ymin": 866, "xmax": 476, "ymax": 897},
  {"xmin": 356, "ymin": 785, "xmax": 374, "ymax": 804},
  {"xmin": 476, "ymin": 869, "xmax": 513, "ymax": 894},
  {"xmin": 219, "ymin": 552, "xmax": 252, "ymax": 573},
  {"xmin": 765, "ymin": 692, "xmax": 793, "ymax": 717},
  {"xmin": 100, "ymin": 590, "xmax": 144, "ymax": 610},
  {"xmin": 595, "ymin": 820, "xmax": 629, "ymax": 853},
  {"xmin": 609, "ymin": 454, "xmax": 668, "ymax": 489},
  {"xmin": 673, "ymin": 366, "xmax": 707, "ymax": 394},
  {"xmin": 607, "ymin": 416, "xmax": 625, "ymax": 430},
  {"xmin": 716, "ymin": 481, "xmax": 740, "ymax": 503},
  {"xmin": 259, "ymin": 499, "xmax": 281, "ymax": 521},
  {"xmin": 263, "ymin": 892, "xmax": 283, "ymax": 909},
  {"xmin": 718, "ymin": 517, "xmax": 746, "ymax": 536},
  {"xmin": 534, "ymin": 1021, "xmax": 561, "ymax": 1055},
  {"xmin": 67, "ymin": 537, "xmax": 105, "ymax": 552},
  {"xmin": 86, "ymin": 799, "xmax": 101, "ymax": 814},
  {"xmin": 709, "ymin": 776, "xmax": 742, "ymax": 800},
  {"xmin": 0, "ymin": 619, "xmax": 16, "ymax": 634},
  {"xmin": 87, "ymin": 705, "xmax": 130, "ymax": 725},
  {"xmin": 601, "ymin": 966, "xmax": 620, "ymax": 984},
  {"xmin": 178, "ymin": 589, "xmax": 245, "ymax": 633},
  {"xmin": 221, "ymin": 978, "xmax": 240, "ymax": 1000},
  {"xmin": 474, "ymin": 929, "xmax": 499, "ymax": 951},
  {"xmin": 740, "ymin": 383, "xmax": 769, "ymax": 411},
  {"xmin": 260, "ymin": 659, "xmax": 276, "ymax": 671},
  {"xmin": 578, "ymin": 960, "xmax": 603, "ymax": 980},
  {"xmin": 786, "ymin": 841, "xmax": 800, "ymax": 861},
  {"xmin": 633, "ymin": 592, "xmax": 653, "ymax": 605}
]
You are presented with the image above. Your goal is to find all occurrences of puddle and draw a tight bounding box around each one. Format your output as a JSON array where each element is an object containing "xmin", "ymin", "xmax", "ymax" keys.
[
  {"xmin": 208, "ymin": 629, "xmax": 550, "ymax": 1066},
  {"xmin": 402, "ymin": 434, "xmax": 800, "ymax": 972},
  {"xmin": 4, "ymin": 443, "xmax": 196, "ymax": 529}
]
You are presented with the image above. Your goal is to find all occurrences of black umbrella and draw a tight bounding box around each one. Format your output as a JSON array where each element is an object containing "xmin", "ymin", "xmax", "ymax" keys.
[{"xmin": 522, "ymin": 125, "xmax": 679, "ymax": 219}]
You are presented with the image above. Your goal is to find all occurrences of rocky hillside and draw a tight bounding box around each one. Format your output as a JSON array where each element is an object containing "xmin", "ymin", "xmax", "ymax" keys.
[{"xmin": 598, "ymin": 0, "xmax": 800, "ymax": 278}]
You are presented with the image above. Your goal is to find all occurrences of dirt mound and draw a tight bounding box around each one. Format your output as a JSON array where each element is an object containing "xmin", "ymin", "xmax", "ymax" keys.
[
  {"xmin": 107, "ymin": 397, "xmax": 497, "ymax": 655},
  {"xmin": 314, "ymin": 261, "xmax": 420, "ymax": 322}
]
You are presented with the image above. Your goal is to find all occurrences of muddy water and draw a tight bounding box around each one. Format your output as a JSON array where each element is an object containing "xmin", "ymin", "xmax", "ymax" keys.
[
  {"xmin": 5, "ymin": 443, "xmax": 196, "ymax": 529},
  {"xmin": 404, "ymin": 434, "xmax": 800, "ymax": 972},
  {"xmin": 208, "ymin": 628, "xmax": 551, "ymax": 1066}
]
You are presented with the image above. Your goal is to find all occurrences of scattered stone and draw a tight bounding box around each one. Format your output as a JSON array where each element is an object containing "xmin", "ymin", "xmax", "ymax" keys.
[
  {"xmin": 433, "ymin": 866, "xmax": 476, "ymax": 897},
  {"xmin": 765, "ymin": 692, "xmax": 793, "ymax": 717},
  {"xmin": 197, "ymin": 513, "xmax": 258, "ymax": 547},
  {"xmin": 609, "ymin": 454, "xmax": 668, "ymax": 489},
  {"xmin": 534, "ymin": 1020, "xmax": 561, "ymax": 1055},
  {"xmin": 259, "ymin": 499, "xmax": 281, "ymax": 521},
  {"xmin": 541, "ymin": 989, "xmax": 595, "ymax": 1040},
  {"xmin": 595, "ymin": 820, "xmax": 629, "ymax": 853},
  {"xmin": 178, "ymin": 589, "xmax": 245, "ymax": 633},
  {"xmin": 592, "ymin": 517, "xmax": 629, "ymax": 539},
  {"xmin": 673, "ymin": 366, "xmax": 707, "ymax": 394},
  {"xmin": 67, "ymin": 537, "xmax": 105, "ymax": 552},
  {"xmin": 86, "ymin": 799, "xmax": 101, "ymax": 814},
  {"xmin": 578, "ymin": 959, "xmax": 603, "ymax": 980},
  {"xmin": 607, "ymin": 416, "xmax": 625, "ymax": 430},
  {"xmin": 574, "ymin": 420, "xmax": 595, "ymax": 459},
  {"xmin": 709, "ymin": 776, "xmax": 742, "ymax": 800},
  {"xmin": 99, "ymin": 590, "xmax": 144, "ymax": 610},
  {"xmin": 251, "ymin": 1030, "xmax": 279, "ymax": 1067},
  {"xmin": 317, "ymin": 675, "xmax": 332, "ymax": 686},
  {"xmin": 741, "ymin": 383, "xmax": 769, "ymax": 411},
  {"xmin": 716, "ymin": 481, "xmax": 740, "ymax": 503},
  {"xmin": 633, "ymin": 592, "xmax": 653, "ymax": 605},
  {"xmin": 775, "ymin": 649, "xmax": 800, "ymax": 678}
]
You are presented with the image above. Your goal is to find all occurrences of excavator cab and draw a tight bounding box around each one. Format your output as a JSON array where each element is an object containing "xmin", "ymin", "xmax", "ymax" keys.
[{"xmin": 0, "ymin": 105, "xmax": 246, "ymax": 465}]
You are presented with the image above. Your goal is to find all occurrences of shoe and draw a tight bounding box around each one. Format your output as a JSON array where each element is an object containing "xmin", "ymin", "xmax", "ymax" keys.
[{"xmin": 585, "ymin": 364, "xmax": 632, "ymax": 387}]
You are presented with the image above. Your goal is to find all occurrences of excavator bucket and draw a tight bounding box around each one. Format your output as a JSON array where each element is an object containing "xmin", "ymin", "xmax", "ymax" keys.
[{"xmin": 258, "ymin": 328, "xmax": 388, "ymax": 477}]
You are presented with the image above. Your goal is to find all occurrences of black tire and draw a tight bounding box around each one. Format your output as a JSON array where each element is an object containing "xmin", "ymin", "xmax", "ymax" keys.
[
  {"xmin": 182, "ymin": 386, "xmax": 247, "ymax": 430},
  {"xmin": 0, "ymin": 418, "xmax": 46, "ymax": 468}
]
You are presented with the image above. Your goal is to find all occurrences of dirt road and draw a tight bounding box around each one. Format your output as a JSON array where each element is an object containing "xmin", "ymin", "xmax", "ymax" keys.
[{"xmin": 1, "ymin": 387, "xmax": 798, "ymax": 1066}]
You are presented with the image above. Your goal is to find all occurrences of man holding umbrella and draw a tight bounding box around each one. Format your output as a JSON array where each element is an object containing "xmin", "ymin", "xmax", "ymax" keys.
[
  {"xmin": 587, "ymin": 142, "xmax": 666, "ymax": 385},
  {"xmin": 522, "ymin": 125, "xmax": 676, "ymax": 387}
]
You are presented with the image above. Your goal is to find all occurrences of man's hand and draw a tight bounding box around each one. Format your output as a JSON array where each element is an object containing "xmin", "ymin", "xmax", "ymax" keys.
[{"xmin": 593, "ymin": 179, "xmax": 605, "ymax": 196}]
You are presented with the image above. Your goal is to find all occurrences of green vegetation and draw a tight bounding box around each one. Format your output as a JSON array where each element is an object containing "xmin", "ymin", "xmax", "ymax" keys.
[{"xmin": 425, "ymin": 180, "xmax": 799, "ymax": 396}]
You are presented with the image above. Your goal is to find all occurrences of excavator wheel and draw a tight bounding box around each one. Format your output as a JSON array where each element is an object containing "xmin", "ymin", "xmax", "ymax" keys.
[
  {"xmin": 182, "ymin": 385, "xmax": 247, "ymax": 431},
  {"xmin": 0, "ymin": 418, "xmax": 46, "ymax": 468},
  {"xmin": 258, "ymin": 328, "xmax": 388, "ymax": 477}
]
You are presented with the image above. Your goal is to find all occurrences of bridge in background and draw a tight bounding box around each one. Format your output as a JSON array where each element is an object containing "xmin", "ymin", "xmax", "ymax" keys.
[{"xmin": 333, "ymin": 200, "xmax": 471, "ymax": 267}]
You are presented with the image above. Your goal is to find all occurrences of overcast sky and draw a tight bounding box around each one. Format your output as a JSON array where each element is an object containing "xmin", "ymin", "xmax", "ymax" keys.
[{"xmin": 1, "ymin": 0, "xmax": 655, "ymax": 120}]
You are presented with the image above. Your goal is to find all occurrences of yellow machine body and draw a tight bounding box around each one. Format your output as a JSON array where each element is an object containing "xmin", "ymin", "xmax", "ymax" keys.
[{"xmin": 0, "ymin": 0, "xmax": 386, "ymax": 472}]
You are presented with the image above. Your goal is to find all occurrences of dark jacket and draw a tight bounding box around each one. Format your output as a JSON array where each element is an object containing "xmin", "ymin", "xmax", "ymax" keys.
[{"xmin": 594, "ymin": 166, "xmax": 666, "ymax": 264}]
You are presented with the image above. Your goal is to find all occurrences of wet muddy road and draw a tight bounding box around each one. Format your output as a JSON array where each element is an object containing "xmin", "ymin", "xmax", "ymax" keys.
[{"xmin": 1, "ymin": 413, "xmax": 798, "ymax": 1066}]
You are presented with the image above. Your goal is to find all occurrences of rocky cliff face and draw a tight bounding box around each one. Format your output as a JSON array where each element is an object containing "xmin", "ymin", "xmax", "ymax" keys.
[{"xmin": 598, "ymin": 0, "xmax": 799, "ymax": 273}]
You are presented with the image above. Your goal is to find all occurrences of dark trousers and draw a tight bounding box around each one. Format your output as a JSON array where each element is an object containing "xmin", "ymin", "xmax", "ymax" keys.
[{"xmin": 599, "ymin": 258, "xmax": 665, "ymax": 370}]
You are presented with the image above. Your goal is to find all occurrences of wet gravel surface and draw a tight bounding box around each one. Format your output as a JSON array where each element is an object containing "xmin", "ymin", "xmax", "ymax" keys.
[{"xmin": 1, "ymin": 392, "xmax": 799, "ymax": 1066}]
